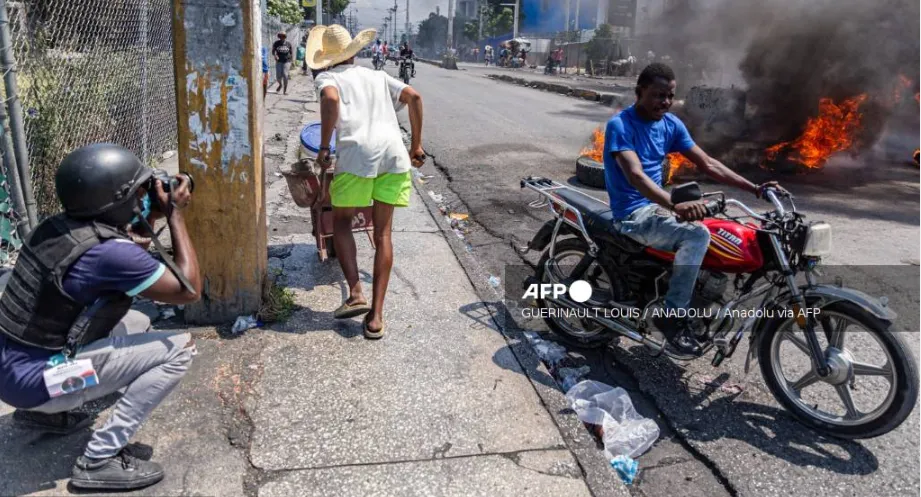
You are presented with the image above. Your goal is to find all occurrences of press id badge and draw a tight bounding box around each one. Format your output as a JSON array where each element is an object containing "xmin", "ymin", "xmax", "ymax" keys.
[{"xmin": 43, "ymin": 355, "xmax": 98, "ymax": 398}]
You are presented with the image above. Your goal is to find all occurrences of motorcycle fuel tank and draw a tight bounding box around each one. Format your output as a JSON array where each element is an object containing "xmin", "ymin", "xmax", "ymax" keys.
[{"xmin": 645, "ymin": 219, "xmax": 764, "ymax": 273}]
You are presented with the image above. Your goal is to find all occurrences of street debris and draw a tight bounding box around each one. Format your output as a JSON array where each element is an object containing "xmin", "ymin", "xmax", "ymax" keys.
[
  {"xmin": 159, "ymin": 306, "xmax": 176, "ymax": 320},
  {"xmin": 558, "ymin": 365, "xmax": 592, "ymax": 392},
  {"xmin": 231, "ymin": 315, "xmax": 259, "ymax": 335},
  {"xmin": 523, "ymin": 331, "xmax": 567, "ymax": 367},
  {"xmin": 448, "ymin": 212, "xmax": 469, "ymax": 221},
  {"xmin": 487, "ymin": 275, "xmax": 501, "ymax": 289},
  {"xmin": 610, "ymin": 455, "xmax": 639, "ymax": 485},
  {"xmin": 427, "ymin": 190, "xmax": 444, "ymax": 203},
  {"xmin": 566, "ymin": 380, "xmax": 660, "ymax": 459},
  {"xmin": 695, "ymin": 374, "xmax": 746, "ymax": 395}
]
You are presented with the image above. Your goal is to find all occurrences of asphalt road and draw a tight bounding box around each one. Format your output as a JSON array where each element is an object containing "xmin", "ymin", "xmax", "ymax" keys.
[{"xmin": 388, "ymin": 60, "xmax": 921, "ymax": 496}]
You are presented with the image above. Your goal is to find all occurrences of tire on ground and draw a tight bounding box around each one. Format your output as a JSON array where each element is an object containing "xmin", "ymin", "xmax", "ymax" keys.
[{"xmin": 576, "ymin": 156, "xmax": 606, "ymax": 189}]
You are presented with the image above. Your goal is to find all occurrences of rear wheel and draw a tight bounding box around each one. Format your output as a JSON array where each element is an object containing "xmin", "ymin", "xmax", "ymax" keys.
[
  {"xmin": 757, "ymin": 301, "xmax": 919, "ymax": 439},
  {"xmin": 535, "ymin": 238, "xmax": 621, "ymax": 348}
]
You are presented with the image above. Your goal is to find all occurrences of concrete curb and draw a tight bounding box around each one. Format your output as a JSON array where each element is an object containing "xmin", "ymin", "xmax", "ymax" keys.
[{"xmin": 487, "ymin": 73, "xmax": 631, "ymax": 108}]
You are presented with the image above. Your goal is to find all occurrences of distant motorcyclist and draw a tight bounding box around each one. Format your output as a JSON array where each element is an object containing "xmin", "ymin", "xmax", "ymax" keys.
[
  {"xmin": 400, "ymin": 43, "xmax": 416, "ymax": 78},
  {"xmin": 372, "ymin": 39, "xmax": 384, "ymax": 70}
]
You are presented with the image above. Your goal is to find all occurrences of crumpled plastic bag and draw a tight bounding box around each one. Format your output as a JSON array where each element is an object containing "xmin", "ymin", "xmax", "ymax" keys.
[
  {"xmin": 523, "ymin": 332, "xmax": 567, "ymax": 366},
  {"xmin": 231, "ymin": 315, "xmax": 259, "ymax": 335},
  {"xmin": 566, "ymin": 380, "xmax": 660, "ymax": 459}
]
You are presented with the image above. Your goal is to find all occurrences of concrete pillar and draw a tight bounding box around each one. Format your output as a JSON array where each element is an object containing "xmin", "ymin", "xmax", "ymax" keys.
[{"xmin": 172, "ymin": 0, "xmax": 267, "ymax": 324}]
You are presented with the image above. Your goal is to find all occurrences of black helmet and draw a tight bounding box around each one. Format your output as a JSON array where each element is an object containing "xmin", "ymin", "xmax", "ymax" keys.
[{"xmin": 55, "ymin": 143, "xmax": 152, "ymax": 226}]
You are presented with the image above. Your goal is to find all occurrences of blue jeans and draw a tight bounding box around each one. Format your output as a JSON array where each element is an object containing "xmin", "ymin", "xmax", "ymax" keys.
[{"xmin": 613, "ymin": 204, "xmax": 710, "ymax": 309}]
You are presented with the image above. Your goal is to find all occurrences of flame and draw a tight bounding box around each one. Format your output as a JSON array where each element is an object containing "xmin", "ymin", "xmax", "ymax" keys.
[
  {"xmin": 764, "ymin": 94, "xmax": 868, "ymax": 169},
  {"xmin": 580, "ymin": 127, "xmax": 605, "ymax": 162},
  {"xmin": 580, "ymin": 126, "xmax": 694, "ymax": 183},
  {"xmin": 665, "ymin": 153, "xmax": 696, "ymax": 184}
]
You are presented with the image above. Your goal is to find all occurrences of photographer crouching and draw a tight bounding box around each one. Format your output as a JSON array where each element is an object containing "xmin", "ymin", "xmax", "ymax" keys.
[{"xmin": 0, "ymin": 143, "xmax": 202, "ymax": 491}]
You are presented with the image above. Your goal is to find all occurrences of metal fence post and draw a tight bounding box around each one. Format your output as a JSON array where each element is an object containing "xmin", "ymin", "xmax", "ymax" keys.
[
  {"xmin": 0, "ymin": 0, "xmax": 35, "ymax": 229},
  {"xmin": 0, "ymin": 102, "xmax": 29, "ymax": 239},
  {"xmin": 140, "ymin": 0, "xmax": 149, "ymax": 165}
]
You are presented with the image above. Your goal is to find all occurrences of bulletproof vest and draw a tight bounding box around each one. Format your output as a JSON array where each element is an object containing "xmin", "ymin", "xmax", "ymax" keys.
[{"xmin": 0, "ymin": 215, "xmax": 134, "ymax": 351}]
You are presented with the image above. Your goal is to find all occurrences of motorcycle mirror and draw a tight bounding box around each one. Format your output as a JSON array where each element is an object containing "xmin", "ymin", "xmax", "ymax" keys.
[{"xmin": 670, "ymin": 182, "xmax": 703, "ymax": 204}]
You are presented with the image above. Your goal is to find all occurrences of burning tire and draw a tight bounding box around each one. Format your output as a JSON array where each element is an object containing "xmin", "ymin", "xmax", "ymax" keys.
[{"xmin": 576, "ymin": 156, "xmax": 606, "ymax": 188}]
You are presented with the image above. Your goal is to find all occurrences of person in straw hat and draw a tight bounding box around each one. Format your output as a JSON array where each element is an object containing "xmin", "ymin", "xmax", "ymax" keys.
[{"xmin": 306, "ymin": 24, "xmax": 426, "ymax": 340}]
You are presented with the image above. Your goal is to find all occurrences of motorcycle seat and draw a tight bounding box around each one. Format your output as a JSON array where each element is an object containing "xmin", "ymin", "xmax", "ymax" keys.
[{"xmin": 553, "ymin": 188, "xmax": 645, "ymax": 253}]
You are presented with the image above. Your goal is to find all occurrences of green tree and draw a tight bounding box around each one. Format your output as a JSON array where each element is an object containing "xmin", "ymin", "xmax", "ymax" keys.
[
  {"xmin": 267, "ymin": 0, "xmax": 302, "ymax": 24},
  {"xmin": 416, "ymin": 13, "xmax": 448, "ymax": 51},
  {"xmin": 585, "ymin": 24, "xmax": 615, "ymax": 61},
  {"xmin": 326, "ymin": 0, "xmax": 351, "ymax": 17}
]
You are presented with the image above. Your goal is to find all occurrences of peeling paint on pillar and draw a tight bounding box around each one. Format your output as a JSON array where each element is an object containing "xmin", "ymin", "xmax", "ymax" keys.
[{"xmin": 173, "ymin": 0, "xmax": 267, "ymax": 324}]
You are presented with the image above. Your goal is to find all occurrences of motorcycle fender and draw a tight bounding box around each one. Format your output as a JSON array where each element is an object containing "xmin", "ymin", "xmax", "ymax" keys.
[
  {"xmin": 528, "ymin": 220, "xmax": 578, "ymax": 252},
  {"xmin": 746, "ymin": 285, "xmax": 896, "ymax": 373},
  {"xmin": 801, "ymin": 284, "xmax": 898, "ymax": 321}
]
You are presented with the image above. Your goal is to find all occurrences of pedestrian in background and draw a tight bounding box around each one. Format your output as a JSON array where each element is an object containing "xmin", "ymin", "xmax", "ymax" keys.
[
  {"xmin": 261, "ymin": 45, "xmax": 269, "ymax": 99},
  {"xmin": 272, "ymin": 31, "xmax": 293, "ymax": 95},
  {"xmin": 306, "ymin": 25, "xmax": 426, "ymax": 340}
]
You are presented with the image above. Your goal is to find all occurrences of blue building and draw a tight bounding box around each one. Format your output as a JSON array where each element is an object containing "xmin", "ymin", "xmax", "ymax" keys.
[{"xmin": 520, "ymin": 0, "xmax": 616, "ymax": 34}]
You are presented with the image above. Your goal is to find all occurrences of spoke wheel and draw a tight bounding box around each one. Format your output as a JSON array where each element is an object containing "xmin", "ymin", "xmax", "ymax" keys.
[{"xmin": 757, "ymin": 301, "xmax": 918, "ymax": 439}]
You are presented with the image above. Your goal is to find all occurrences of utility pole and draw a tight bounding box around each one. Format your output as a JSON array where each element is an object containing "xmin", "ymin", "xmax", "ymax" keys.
[
  {"xmin": 574, "ymin": 0, "xmax": 580, "ymax": 35},
  {"xmin": 447, "ymin": 0, "xmax": 454, "ymax": 50},
  {"xmin": 317, "ymin": 0, "xmax": 323, "ymax": 25},
  {"xmin": 477, "ymin": 0, "xmax": 483, "ymax": 43},
  {"xmin": 564, "ymin": 0, "xmax": 571, "ymax": 37},
  {"xmin": 406, "ymin": 0, "xmax": 411, "ymax": 43},
  {"xmin": 171, "ymin": 0, "xmax": 266, "ymax": 323},
  {"xmin": 513, "ymin": 0, "xmax": 519, "ymax": 38}
]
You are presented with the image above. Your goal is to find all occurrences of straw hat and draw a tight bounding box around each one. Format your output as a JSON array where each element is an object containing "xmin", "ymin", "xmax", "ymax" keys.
[{"xmin": 306, "ymin": 24, "xmax": 377, "ymax": 70}]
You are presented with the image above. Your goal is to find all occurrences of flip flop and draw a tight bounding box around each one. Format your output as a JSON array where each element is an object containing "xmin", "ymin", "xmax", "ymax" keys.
[
  {"xmin": 334, "ymin": 301, "xmax": 372, "ymax": 320},
  {"xmin": 363, "ymin": 317, "xmax": 385, "ymax": 340}
]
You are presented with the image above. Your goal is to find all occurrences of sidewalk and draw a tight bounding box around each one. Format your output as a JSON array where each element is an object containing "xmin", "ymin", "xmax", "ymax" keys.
[
  {"xmin": 458, "ymin": 62, "xmax": 636, "ymax": 95},
  {"xmin": 0, "ymin": 69, "xmax": 611, "ymax": 496}
]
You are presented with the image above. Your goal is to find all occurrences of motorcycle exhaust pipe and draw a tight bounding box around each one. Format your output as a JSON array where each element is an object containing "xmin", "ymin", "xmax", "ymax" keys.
[{"xmin": 544, "ymin": 296, "xmax": 666, "ymax": 351}]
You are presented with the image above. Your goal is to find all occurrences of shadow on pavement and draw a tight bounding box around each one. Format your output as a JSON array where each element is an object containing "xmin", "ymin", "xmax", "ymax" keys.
[
  {"xmin": 456, "ymin": 295, "xmax": 880, "ymax": 478},
  {"xmin": 608, "ymin": 343, "xmax": 880, "ymax": 476}
]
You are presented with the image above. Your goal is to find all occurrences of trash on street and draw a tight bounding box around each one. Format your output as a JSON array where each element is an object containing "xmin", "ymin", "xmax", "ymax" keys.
[
  {"xmin": 558, "ymin": 365, "xmax": 591, "ymax": 391},
  {"xmin": 566, "ymin": 380, "xmax": 660, "ymax": 459},
  {"xmin": 523, "ymin": 332, "xmax": 567, "ymax": 366},
  {"xmin": 610, "ymin": 455, "xmax": 639, "ymax": 485},
  {"xmin": 231, "ymin": 315, "xmax": 259, "ymax": 335}
]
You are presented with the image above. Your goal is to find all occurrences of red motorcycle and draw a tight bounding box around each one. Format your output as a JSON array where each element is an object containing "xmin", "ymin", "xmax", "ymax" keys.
[{"xmin": 518, "ymin": 176, "xmax": 918, "ymax": 439}]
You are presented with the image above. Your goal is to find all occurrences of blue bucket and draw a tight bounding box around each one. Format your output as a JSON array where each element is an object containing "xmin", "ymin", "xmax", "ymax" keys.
[{"xmin": 299, "ymin": 121, "xmax": 337, "ymax": 159}]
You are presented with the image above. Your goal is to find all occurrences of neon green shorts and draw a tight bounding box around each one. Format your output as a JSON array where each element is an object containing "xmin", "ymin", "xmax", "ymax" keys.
[{"xmin": 330, "ymin": 172, "xmax": 412, "ymax": 208}]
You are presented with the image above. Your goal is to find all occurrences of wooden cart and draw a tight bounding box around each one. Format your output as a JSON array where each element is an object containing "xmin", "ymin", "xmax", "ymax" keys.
[{"xmin": 283, "ymin": 122, "xmax": 375, "ymax": 262}]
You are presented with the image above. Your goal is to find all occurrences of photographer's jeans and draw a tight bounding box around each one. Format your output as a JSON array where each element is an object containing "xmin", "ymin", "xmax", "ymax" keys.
[
  {"xmin": 613, "ymin": 204, "xmax": 711, "ymax": 310},
  {"xmin": 28, "ymin": 311, "xmax": 194, "ymax": 459}
]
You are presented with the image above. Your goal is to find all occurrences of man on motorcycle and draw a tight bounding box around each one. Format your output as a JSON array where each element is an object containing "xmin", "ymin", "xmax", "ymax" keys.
[
  {"xmin": 605, "ymin": 63, "xmax": 784, "ymax": 358},
  {"xmin": 399, "ymin": 42, "xmax": 416, "ymax": 78},
  {"xmin": 372, "ymin": 39, "xmax": 383, "ymax": 70}
]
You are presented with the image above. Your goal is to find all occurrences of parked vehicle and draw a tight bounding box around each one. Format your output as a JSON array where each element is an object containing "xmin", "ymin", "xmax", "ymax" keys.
[{"xmin": 518, "ymin": 176, "xmax": 918, "ymax": 439}]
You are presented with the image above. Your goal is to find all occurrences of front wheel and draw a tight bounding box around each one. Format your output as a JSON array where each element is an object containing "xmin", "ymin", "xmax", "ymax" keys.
[
  {"xmin": 757, "ymin": 301, "xmax": 919, "ymax": 439},
  {"xmin": 402, "ymin": 72, "xmax": 411, "ymax": 84},
  {"xmin": 535, "ymin": 238, "xmax": 621, "ymax": 348}
]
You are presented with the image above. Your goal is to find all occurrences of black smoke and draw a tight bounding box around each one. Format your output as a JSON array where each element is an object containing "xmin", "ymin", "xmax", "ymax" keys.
[{"xmin": 645, "ymin": 0, "xmax": 919, "ymax": 152}]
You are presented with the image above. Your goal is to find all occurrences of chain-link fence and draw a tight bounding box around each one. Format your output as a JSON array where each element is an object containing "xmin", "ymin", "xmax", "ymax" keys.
[{"xmin": 6, "ymin": 0, "xmax": 177, "ymax": 219}]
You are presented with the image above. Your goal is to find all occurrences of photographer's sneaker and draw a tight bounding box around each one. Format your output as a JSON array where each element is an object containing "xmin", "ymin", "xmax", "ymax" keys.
[{"xmin": 71, "ymin": 450, "xmax": 164, "ymax": 490}]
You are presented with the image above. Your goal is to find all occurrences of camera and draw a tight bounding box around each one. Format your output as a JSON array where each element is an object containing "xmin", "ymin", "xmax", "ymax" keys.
[{"xmin": 147, "ymin": 170, "xmax": 194, "ymax": 211}]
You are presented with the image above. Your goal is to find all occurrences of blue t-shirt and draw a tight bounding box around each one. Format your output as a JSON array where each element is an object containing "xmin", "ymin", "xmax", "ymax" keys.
[
  {"xmin": 0, "ymin": 239, "xmax": 164, "ymax": 409},
  {"xmin": 261, "ymin": 47, "xmax": 269, "ymax": 73},
  {"xmin": 603, "ymin": 105, "xmax": 696, "ymax": 219}
]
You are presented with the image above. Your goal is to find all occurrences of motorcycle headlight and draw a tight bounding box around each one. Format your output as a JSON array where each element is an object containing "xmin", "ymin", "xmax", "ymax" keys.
[{"xmin": 803, "ymin": 222, "xmax": 832, "ymax": 257}]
